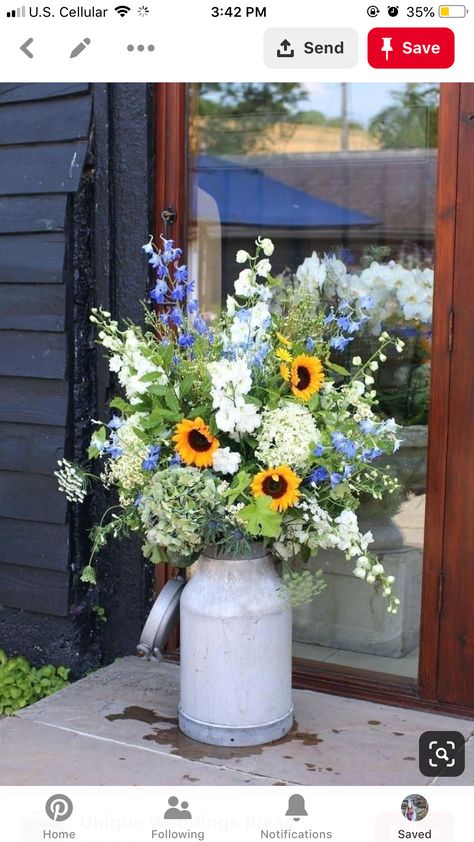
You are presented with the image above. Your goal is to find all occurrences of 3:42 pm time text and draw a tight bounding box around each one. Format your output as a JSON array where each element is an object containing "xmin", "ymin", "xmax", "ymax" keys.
[{"xmin": 211, "ymin": 6, "xmax": 267, "ymax": 16}]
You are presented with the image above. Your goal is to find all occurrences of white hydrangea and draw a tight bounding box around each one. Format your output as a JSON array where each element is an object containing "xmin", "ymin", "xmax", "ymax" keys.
[
  {"xmin": 255, "ymin": 402, "xmax": 320, "ymax": 473},
  {"xmin": 212, "ymin": 447, "xmax": 241, "ymax": 475}
]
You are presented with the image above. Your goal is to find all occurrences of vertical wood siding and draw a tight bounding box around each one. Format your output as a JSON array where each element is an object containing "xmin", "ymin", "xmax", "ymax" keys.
[{"xmin": 0, "ymin": 84, "xmax": 92, "ymax": 616}]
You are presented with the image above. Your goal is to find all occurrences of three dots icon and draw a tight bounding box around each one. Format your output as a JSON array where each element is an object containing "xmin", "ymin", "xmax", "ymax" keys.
[{"xmin": 127, "ymin": 43, "xmax": 155, "ymax": 52}]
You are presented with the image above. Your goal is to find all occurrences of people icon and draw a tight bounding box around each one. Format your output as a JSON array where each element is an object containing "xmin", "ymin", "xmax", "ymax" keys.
[{"xmin": 164, "ymin": 796, "xmax": 192, "ymax": 820}]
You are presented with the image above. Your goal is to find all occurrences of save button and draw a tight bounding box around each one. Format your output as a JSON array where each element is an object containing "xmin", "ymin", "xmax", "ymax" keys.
[{"xmin": 368, "ymin": 27, "xmax": 455, "ymax": 69}]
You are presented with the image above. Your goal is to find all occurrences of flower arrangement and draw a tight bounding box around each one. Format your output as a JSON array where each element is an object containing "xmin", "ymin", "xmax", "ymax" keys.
[{"xmin": 56, "ymin": 235, "xmax": 404, "ymax": 612}]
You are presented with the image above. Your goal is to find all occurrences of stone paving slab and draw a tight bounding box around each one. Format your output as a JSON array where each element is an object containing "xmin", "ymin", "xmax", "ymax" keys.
[
  {"xmin": 0, "ymin": 717, "xmax": 272, "ymax": 786},
  {"xmin": 8, "ymin": 657, "xmax": 473, "ymax": 786}
]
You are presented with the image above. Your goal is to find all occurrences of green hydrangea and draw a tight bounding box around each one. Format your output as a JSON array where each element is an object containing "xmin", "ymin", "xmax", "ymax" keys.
[{"xmin": 139, "ymin": 467, "xmax": 226, "ymax": 565}]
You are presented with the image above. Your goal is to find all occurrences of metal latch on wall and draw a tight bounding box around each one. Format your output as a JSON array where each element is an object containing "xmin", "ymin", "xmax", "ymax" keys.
[{"xmin": 161, "ymin": 207, "xmax": 177, "ymax": 238}]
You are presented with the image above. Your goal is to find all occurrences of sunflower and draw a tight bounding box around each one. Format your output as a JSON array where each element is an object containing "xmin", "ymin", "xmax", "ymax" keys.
[
  {"xmin": 290, "ymin": 355, "xmax": 324, "ymax": 401},
  {"xmin": 251, "ymin": 465, "xmax": 301, "ymax": 512},
  {"xmin": 173, "ymin": 417, "xmax": 219, "ymax": 468}
]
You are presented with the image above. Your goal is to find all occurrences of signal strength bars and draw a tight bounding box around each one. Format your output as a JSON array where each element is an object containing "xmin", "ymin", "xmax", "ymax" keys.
[{"xmin": 7, "ymin": 6, "xmax": 26, "ymax": 16}]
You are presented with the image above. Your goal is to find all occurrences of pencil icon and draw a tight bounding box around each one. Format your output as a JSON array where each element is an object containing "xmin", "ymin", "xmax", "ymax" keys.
[{"xmin": 70, "ymin": 38, "xmax": 91, "ymax": 59}]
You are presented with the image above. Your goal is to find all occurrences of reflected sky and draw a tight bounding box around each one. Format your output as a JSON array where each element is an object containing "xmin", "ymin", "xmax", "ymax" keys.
[{"xmin": 303, "ymin": 83, "xmax": 410, "ymax": 124}]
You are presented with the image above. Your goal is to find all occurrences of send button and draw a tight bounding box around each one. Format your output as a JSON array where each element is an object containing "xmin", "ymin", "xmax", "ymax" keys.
[{"xmin": 264, "ymin": 28, "xmax": 358, "ymax": 69}]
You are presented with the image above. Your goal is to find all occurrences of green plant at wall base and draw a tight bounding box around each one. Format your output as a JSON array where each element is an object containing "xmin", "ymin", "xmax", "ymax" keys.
[{"xmin": 0, "ymin": 650, "xmax": 70, "ymax": 715}]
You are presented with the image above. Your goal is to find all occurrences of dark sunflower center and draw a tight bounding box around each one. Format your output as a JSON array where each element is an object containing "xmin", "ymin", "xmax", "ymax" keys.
[
  {"xmin": 262, "ymin": 474, "xmax": 288, "ymax": 499},
  {"xmin": 188, "ymin": 429, "xmax": 212, "ymax": 452},
  {"xmin": 296, "ymin": 365, "xmax": 311, "ymax": 390}
]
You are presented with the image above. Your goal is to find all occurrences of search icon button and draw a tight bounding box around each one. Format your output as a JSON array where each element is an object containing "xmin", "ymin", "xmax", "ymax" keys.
[{"xmin": 419, "ymin": 731, "xmax": 465, "ymax": 777}]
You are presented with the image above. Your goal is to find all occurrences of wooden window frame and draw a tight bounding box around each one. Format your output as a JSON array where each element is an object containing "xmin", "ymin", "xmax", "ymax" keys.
[{"xmin": 154, "ymin": 82, "xmax": 474, "ymax": 717}]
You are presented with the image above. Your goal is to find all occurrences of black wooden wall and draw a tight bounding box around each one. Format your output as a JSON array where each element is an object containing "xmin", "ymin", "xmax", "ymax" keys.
[
  {"xmin": 0, "ymin": 83, "xmax": 155, "ymax": 671},
  {"xmin": 0, "ymin": 83, "xmax": 92, "ymax": 618}
]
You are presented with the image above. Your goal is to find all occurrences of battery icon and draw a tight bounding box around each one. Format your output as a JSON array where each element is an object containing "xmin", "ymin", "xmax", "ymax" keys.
[{"xmin": 439, "ymin": 4, "xmax": 467, "ymax": 15}]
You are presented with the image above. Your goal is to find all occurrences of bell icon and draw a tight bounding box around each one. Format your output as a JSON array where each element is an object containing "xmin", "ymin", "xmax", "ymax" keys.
[{"xmin": 285, "ymin": 794, "xmax": 308, "ymax": 822}]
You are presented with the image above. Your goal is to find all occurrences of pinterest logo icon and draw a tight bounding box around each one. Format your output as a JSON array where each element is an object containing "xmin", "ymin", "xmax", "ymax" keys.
[{"xmin": 45, "ymin": 794, "xmax": 73, "ymax": 823}]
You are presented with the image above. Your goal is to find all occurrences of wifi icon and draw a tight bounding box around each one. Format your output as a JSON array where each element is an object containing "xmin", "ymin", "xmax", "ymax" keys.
[{"xmin": 115, "ymin": 4, "xmax": 131, "ymax": 16}]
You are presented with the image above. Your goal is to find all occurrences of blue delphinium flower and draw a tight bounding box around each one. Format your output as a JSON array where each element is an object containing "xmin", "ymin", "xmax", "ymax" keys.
[
  {"xmin": 169, "ymin": 306, "xmax": 183, "ymax": 327},
  {"xmin": 142, "ymin": 445, "xmax": 161, "ymax": 471},
  {"xmin": 359, "ymin": 418, "xmax": 377, "ymax": 434},
  {"xmin": 362, "ymin": 447, "xmax": 384, "ymax": 462},
  {"xmin": 174, "ymin": 265, "xmax": 188, "ymax": 283},
  {"xmin": 332, "ymin": 432, "xmax": 357, "ymax": 458},
  {"xmin": 340, "ymin": 247, "xmax": 354, "ymax": 265},
  {"xmin": 159, "ymin": 312, "xmax": 169, "ymax": 326},
  {"xmin": 360, "ymin": 294, "xmax": 376, "ymax": 310},
  {"xmin": 337, "ymin": 316, "xmax": 351, "ymax": 331},
  {"xmin": 252, "ymin": 341, "xmax": 270, "ymax": 368},
  {"xmin": 330, "ymin": 472, "xmax": 343, "ymax": 487},
  {"xmin": 306, "ymin": 337, "xmax": 316, "ymax": 352},
  {"xmin": 330, "ymin": 335, "xmax": 353, "ymax": 351},
  {"xmin": 235, "ymin": 308, "xmax": 251, "ymax": 322},
  {"xmin": 307, "ymin": 466, "xmax": 329, "ymax": 485},
  {"xmin": 171, "ymin": 284, "xmax": 186, "ymax": 302},
  {"xmin": 313, "ymin": 444, "xmax": 325, "ymax": 457},
  {"xmin": 178, "ymin": 334, "xmax": 195, "ymax": 348},
  {"xmin": 169, "ymin": 452, "xmax": 182, "ymax": 467},
  {"xmin": 149, "ymin": 279, "xmax": 168, "ymax": 304},
  {"xmin": 106, "ymin": 432, "xmax": 124, "ymax": 459},
  {"xmin": 324, "ymin": 311, "xmax": 336, "ymax": 325},
  {"xmin": 193, "ymin": 316, "xmax": 208, "ymax": 335},
  {"xmin": 187, "ymin": 299, "xmax": 199, "ymax": 315},
  {"xmin": 347, "ymin": 320, "xmax": 361, "ymax": 334},
  {"xmin": 107, "ymin": 414, "xmax": 125, "ymax": 430}
]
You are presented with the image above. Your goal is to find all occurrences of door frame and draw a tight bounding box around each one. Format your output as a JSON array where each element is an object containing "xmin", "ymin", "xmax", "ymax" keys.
[{"xmin": 154, "ymin": 82, "xmax": 474, "ymax": 717}]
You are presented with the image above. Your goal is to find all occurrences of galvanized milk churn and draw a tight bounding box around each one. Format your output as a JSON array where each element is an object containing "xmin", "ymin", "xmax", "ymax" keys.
[{"xmin": 138, "ymin": 542, "xmax": 293, "ymax": 747}]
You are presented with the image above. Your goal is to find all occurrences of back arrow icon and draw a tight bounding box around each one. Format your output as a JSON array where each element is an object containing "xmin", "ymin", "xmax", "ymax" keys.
[{"xmin": 20, "ymin": 38, "xmax": 34, "ymax": 58}]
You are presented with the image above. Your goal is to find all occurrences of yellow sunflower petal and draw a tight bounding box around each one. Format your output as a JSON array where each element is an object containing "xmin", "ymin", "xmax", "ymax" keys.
[
  {"xmin": 290, "ymin": 355, "xmax": 324, "ymax": 401},
  {"xmin": 251, "ymin": 464, "xmax": 301, "ymax": 512},
  {"xmin": 173, "ymin": 418, "xmax": 219, "ymax": 468}
]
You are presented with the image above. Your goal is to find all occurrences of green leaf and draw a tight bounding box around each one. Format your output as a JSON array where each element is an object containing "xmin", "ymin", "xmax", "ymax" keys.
[
  {"xmin": 164, "ymin": 390, "xmax": 181, "ymax": 415},
  {"xmin": 301, "ymin": 544, "xmax": 311, "ymax": 564},
  {"xmin": 325, "ymin": 360, "xmax": 350, "ymax": 377},
  {"xmin": 188, "ymin": 405, "xmax": 211, "ymax": 420},
  {"xmin": 147, "ymin": 384, "xmax": 170, "ymax": 396},
  {"xmin": 224, "ymin": 470, "xmax": 252, "ymax": 505},
  {"xmin": 179, "ymin": 375, "xmax": 195, "ymax": 398},
  {"xmin": 239, "ymin": 496, "xmax": 282, "ymax": 539},
  {"xmin": 109, "ymin": 396, "xmax": 132, "ymax": 413}
]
